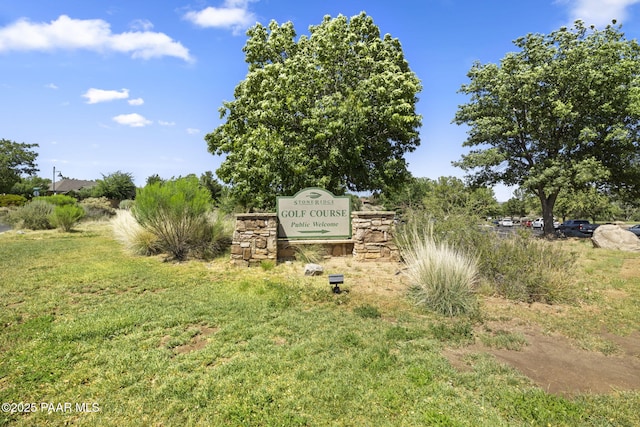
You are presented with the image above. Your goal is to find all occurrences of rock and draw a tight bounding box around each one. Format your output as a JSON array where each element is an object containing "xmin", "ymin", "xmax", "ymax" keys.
[
  {"xmin": 591, "ymin": 224, "xmax": 640, "ymax": 252},
  {"xmin": 304, "ymin": 263, "xmax": 324, "ymax": 276}
]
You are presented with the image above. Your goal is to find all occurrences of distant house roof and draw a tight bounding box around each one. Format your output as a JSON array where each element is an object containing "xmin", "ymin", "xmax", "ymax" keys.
[{"xmin": 48, "ymin": 179, "xmax": 97, "ymax": 194}]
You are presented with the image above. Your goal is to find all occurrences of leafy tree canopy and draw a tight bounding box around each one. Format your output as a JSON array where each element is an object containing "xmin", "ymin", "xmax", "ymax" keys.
[
  {"xmin": 93, "ymin": 171, "xmax": 136, "ymax": 201},
  {"xmin": 10, "ymin": 176, "xmax": 51, "ymax": 198},
  {"xmin": 381, "ymin": 175, "xmax": 500, "ymax": 219},
  {"xmin": 454, "ymin": 21, "xmax": 640, "ymax": 234},
  {"xmin": 0, "ymin": 139, "xmax": 39, "ymax": 193},
  {"xmin": 206, "ymin": 12, "xmax": 422, "ymax": 210}
]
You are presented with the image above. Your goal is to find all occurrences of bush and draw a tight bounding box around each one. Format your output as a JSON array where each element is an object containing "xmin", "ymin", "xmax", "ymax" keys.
[
  {"xmin": 0, "ymin": 194, "xmax": 27, "ymax": 207},
  {"xmin": 400, "ymin": 209, "xmax": 576, "ymax": 304},
  {"xmin": 80, "ymin": 197, "xmax": 116, "ymax": 220},
  {"xmin": 34, "ymin": 194, "xmax": 77, "ymax": 206},
  {"xmin": 132, "ymin": 177, "xmax": 214, "ymax": 261},
  {"xmin": 50, "ymin": 204, "xmax": 85, "ymax": 232},
  {"xmin": 7, "ymin": 200, "xmax": 55, "ymax": 230},
  {"xmin": 187, "ymin": 211, "xmax": 233, "ymax": 260},
  {"xmin": 480, "ymin": 230, "xmax": 575, "ymax": 303},
  {"xmin": 398, "ymin": 222, "xmax": 478, "ymax": 317}
]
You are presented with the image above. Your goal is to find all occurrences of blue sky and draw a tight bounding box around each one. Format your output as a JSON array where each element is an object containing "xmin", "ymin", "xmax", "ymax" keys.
[{"xmin": 2, "ymin": 1, "xmax": 640, "ymax": 201}]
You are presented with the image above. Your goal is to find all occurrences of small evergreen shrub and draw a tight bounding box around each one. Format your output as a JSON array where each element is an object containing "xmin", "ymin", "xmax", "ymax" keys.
[
  {"xmin": 80, "ymin": 197, "xmax": 116, "ymax": 220},
  {"xmin": 132, "ymin": 177, "xmax": 214, "ymax": 261},
  {"xmin": 0, "ymin": 194, "xmax": 27, "ymax": 207},
  {"xmin": 50, "ymin": 204, "xmax": 85, "ymax": 232},
  {"xmin": 7, "ymin": 200, "xmax": 55, "ymax": 230}
]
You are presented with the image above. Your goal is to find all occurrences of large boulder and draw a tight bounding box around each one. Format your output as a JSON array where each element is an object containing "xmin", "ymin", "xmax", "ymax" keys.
[{"xmin": 591, "ymin": 224, "xmax": 640, "ymax": 252}]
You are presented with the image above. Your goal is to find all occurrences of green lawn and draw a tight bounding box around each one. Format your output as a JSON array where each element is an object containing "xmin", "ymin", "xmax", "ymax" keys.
[{"xmin": 0, "ymin": 223, "xmax": 638, "ymax": 426}]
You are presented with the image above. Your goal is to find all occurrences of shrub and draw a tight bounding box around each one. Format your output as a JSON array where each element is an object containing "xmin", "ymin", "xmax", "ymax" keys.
[
  {"xmin": 80, "ymin": 197, "xmax": 116, "ymax": 220},
  {"xmin": 187, "ymin": 211, "xmax": 234, "ymax": 260},
  {"xmin": 35, "ymin": 194, "xmax": 77, "ymax": 206},
  {"xmin": 7, "ymin": 200, "xmax": 55, "ymax": 230},
  {"xmin": 480, "ymin": 230, "xmax": 575, "ymax": 303},
  {"xmin": 0, "ymin": 194, "xmax": 27, "ymax": 207},
  {"xmin": 50, "ymin": 204, "xmax": 85, "ymax": 232},
  {"xmin": 398, "ymin": 223, "xmax": 478, "ymax": 317},
  {"xmin": 132, "ymin": 177, "xmax": 213, "ymax": 261},
  {"xmin": 111, "ymin": 210, "xmax": 161, "ymax": 256},
  {"xmin": 400, "ymin": 209, "xmax": 576, "ymax": 304}
]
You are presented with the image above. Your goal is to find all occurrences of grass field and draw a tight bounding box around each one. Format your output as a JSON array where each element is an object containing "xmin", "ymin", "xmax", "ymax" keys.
[{"xmin": 1, "ymin": 222, "xmax": 639, "ymax": 426}]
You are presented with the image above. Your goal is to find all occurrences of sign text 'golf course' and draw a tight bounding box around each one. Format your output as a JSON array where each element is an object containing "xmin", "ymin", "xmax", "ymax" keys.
[{"xmin": 276, "ymin": 188, "xmax": 351, "ymax": 239}]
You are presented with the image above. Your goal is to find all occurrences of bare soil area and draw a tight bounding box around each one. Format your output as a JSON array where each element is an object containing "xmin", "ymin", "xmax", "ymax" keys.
[
  {"xmin": 444, "ymin": 321, "xmax": 640, "ymax": 397},
  {"xmin": 320, "ymin": 257, "xmax": 640, "ymax": 397}
]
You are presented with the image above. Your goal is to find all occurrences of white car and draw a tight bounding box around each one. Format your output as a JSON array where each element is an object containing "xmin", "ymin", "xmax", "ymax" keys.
[
  {"xmin": 532, "ymin": 218, "xmax": 560, "ymax": 229},
  {"xmin": 501, "ymin": 217, "xmax": 513, "ymax": 227}
]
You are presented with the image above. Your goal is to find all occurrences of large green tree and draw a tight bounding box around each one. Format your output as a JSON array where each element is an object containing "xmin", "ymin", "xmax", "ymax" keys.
[
  {"xmin": 93, "ymin": 171, "xmax": 136, "ymax": 201},
  {"xmin": 454, "ymin": 22, "xmax": 640, "ymax": 235},
  {"xmin": 206, "ymin": 13, "xmax": 422, "ymax": 210},
  {"xmin": 0, "ymin": 139, "xmax": 39, "ymax": 194}
]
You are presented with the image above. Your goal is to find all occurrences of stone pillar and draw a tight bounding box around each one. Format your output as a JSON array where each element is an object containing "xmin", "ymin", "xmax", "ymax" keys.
[
  {"xmin": 351, "ymin": 211, "xmax": 399, "ymax": 261},
  {"xmin": 230, "ymin": 213, "xmax": 278, "ymax": 266}
]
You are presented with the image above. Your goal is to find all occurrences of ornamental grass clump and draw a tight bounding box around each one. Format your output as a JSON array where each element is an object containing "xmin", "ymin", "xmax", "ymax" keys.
[
  {"xmin": 399, "ymin": 224, "xmax": 478, "ymax": 317},
  {"xmin": 111, "ymin": 210, "xmax": 161, "ymax": 256}
]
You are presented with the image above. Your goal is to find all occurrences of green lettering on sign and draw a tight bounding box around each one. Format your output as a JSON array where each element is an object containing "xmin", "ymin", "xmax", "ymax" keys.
[{"xmin": 276, "ymin": 188, "xmax": 351, "ymax": 239}]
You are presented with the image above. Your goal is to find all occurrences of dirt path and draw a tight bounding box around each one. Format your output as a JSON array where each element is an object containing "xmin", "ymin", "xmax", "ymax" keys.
[{"xmin": 444, "ymin": 324, "xmax": 640, "ymax": 396}]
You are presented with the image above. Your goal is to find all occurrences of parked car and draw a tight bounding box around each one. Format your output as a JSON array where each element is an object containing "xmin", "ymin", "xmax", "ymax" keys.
[
  {"xmin": 557, "ymin": 219, "xmax": 599, "ymax": 237},
  {"xmin": 532, "ymin": 218, "xmax": 560, "ymax": 230},
  {"xmin": 628, "ymin": 224, "xmax": 640, "ymax": 238},
  {"xmin": 500, "ymin": 217, "xmax": 513, "ymax": 227}
]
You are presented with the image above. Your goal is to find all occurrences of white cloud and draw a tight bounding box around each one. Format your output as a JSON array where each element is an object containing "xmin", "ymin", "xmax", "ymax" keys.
[
  {"xmin": 564, "ymin": 0, "xmax": 640, "ymax": 27},
  {"xmin": 128, "ymin": 97, "xmax": 144, "ymax": 106},
  {"xmin": 129, "ymin": 19, "xmax": 154, "ymax": 32},
  {"xmin": 186, "ymin": 128, "xmax": 200, "ymax": 134},
  {"xmin": 184, "ymin": 0, "xmax": 256, "ymax": 34},
  {"xmin": 159, "ymin": 120, "xmax": 176, "ymax": 126},
  {"xmin": 113, "ymin": 113, "xmax": 152, "ymax": 127},
  {"xmin": 45, "ymin": 83, "xmax": 58, "ymax": 89},
  {"xmin": 0, "ymin": 15, "xmax": 192, "ymax": 61},
  {"xmin": 83, "ymin": 88, "xmax": 129, "ymax": 104}
]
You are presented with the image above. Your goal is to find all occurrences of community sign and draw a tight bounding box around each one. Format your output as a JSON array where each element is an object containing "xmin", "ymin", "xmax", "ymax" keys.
[{"xmin": 276, "ymin": 188, "xmax": 351, "ymax": 239}]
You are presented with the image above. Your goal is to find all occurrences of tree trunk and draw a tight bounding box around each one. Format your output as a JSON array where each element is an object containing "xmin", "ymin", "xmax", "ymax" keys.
[{"xmin": 538, "ymin": 191, "xmax": 558, "ymax": 236}]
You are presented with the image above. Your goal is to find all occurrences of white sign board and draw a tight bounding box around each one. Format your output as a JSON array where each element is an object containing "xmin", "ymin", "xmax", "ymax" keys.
[{"xmin": 276, "ymin": 188, "xmax": 351, "ymax": 239}]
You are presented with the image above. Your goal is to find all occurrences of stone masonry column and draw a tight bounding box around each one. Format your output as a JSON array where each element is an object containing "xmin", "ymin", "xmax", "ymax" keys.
[
  {"xmin": 351, "ymin": 211, "xmax": 399, "ymax": 261},
  {"xmin": 230, "ymin": 213, "xmax": 278, "ymax": 266}
]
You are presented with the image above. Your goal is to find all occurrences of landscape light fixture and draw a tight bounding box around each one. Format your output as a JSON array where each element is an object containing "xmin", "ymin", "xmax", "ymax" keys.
[{"xmin": 329, "ymin": 274, "xmax": 344, "ymax": 294}]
